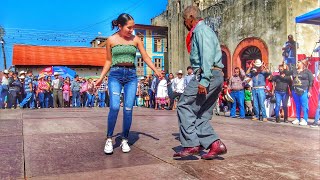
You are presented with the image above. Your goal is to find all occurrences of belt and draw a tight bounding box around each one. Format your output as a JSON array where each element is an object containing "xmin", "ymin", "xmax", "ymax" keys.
[
  {"xmin": 252, "ymin": 86, "xmax": 265, "ymax": 89},
  {"xmin": 112, "ymin": 64, "xmax": 135, "ymax": 69},
  {"xmin": 211, "ymin": 67, "xmax": 222, "ymax": 71},
  {"xmin": 276, "ymin": 89, "xmax": 287, "ymax": 92},
  {"xmin": 232, "ymin": 89, "xmax": 243, "ymax": 92}
]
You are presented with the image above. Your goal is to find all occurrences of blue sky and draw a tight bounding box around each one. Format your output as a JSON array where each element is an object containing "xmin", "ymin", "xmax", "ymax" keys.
[{"xmin": 0, "ymin": 0, "xmax": 168, "ymax": 70}]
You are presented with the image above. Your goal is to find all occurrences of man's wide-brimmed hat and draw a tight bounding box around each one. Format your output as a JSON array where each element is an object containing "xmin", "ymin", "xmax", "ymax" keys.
[
  {"xmin": 38, "ymin": 74, "xmax": 45, "ymax": 79},
  {"xmin": 54, "ymin": 72, "xmax": 59, "ymax": 76},
  {"xmin": 3, "ymin": 69, "xmax": 9, "ymax": 74},
  {"xmin": 224, "ymin": 91, "xmax": 234, "ymax": 103},
  {"xmin": 177, "ymin": 70, "xmax": 183, "ymax": 74},
  {"xmin": 253, "ymin": 59, "xmax": 263, "ymax": 67}
]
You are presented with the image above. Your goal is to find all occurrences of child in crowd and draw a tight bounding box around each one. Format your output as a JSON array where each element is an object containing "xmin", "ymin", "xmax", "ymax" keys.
[{"xmin": 244, "ymin": 84, "xmax": 253, "ymax": 116}]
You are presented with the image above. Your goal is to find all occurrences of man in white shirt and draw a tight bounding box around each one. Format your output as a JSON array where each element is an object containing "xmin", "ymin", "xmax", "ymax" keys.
[
  {"xmin": 51, "ymin": 72, "xmax": 63, "ymax": 108},
  {"xmin": 168, "ymin": 70, "xmax": 185, "ymax": 110}
]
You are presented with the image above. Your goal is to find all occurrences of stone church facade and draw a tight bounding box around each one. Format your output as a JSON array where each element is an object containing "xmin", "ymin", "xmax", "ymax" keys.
[{"xmin": 152, "ymin": 0, "xmax": 318, "ymax": 77}]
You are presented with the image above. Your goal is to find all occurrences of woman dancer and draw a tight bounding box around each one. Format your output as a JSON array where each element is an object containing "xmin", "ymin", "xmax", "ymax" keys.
[{"xmin": 96, "ymin": 13, "xmax": 161, "ymax": 154}]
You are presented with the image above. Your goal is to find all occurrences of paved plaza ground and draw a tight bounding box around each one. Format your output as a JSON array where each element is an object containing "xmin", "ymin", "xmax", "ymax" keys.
[{"xmin": 0, "ymin": 108, "xmax": 319, "ymax": 179}]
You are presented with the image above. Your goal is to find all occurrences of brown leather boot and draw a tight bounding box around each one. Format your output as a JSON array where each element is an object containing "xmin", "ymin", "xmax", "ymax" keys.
[
  {"xmin": 173, "ymin": 146, "xmax": 202, "ymax": 158},
  {"xmin": 201, "ymin": 140, "xmax": 227, "ymax": 160}
]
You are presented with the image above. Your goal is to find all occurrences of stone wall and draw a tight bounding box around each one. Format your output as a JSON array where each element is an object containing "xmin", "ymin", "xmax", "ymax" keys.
[
  {"xmin": 288, "ymin": 0, "xmax": 319, "ymax": 57},
  {"xmin": 152, "ymin": 0, "xmax": 319, "ymax": 75}
]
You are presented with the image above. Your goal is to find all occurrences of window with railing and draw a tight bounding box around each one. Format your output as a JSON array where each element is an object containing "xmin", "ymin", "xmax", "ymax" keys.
[
  {"xmin": 136, "ymin": 57, "xmax": 144, "ymax": 76},
  {"xmin": 154, "ymin": 58, "xmax": 162, "ymax": 71},
  {"xmin": 154, "ymin": 38, "xmax": 162, "ymax": 52}
]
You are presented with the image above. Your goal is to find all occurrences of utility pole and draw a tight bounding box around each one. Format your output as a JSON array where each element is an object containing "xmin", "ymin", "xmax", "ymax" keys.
[
  {"xmin": 0, "ymin": 37, "xmax": 6, "ymax": 69},
  {"xmin": 0, "ymin": 27, "xmax": 6, "ymax": 69}
]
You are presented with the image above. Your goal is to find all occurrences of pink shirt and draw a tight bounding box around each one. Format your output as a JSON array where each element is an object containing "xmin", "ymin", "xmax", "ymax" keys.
[{"xmin": 63, "ymin": 83, "xmax": 70, "ymax": 93}]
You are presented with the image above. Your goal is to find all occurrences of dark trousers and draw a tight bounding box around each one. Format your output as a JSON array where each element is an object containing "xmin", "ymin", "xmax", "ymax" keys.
[
  {"xmin": 169, "ymin": 92, "xmax": 182, "ymax": 109},
  {"xmin": 8, "ymin": 90, "xmax": 18, "ymax": 108},
  {"xmin": 53, "ymin": 89, "xmax": 63, "ymax": 108},
  {"xmin": 148, "ymin": 89, "xmax": 154, "ymax": 108}
]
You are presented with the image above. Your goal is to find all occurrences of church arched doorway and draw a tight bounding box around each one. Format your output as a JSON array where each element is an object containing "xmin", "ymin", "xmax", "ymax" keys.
[{"xmin": 233, "ymin": 38, "xmax": 268, "ymax": 72}]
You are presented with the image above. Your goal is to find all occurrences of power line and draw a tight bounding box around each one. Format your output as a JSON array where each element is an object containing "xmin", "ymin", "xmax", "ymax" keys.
[{"xmin": 73, "ymin": 0, "xmax": 146, "ymax": 32}]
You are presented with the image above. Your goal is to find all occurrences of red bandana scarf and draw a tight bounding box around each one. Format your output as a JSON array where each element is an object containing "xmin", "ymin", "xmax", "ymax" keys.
[{"xmin": 185, "ymin": 20, "xmax": 203, "ymax": 54}]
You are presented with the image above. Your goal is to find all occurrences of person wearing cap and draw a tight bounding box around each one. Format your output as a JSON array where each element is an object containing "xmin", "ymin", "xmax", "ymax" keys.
[
  {"xmin": 52, "ymin": 72, "xmax": 64, "ymax": 108},
  {"xmin": 37, "ymin": 74, "xmax": 49, "ymax": 108},
  {"xmin": 282, "ymin": 35, "xmax": 298, "ymax": 70},
  {"xmin": 70, "ymin": 75, "xmax": 81, "ymax": 107},
  {"xmin": 184, "ymin": 66, "xmax": 194, "ymax": 87},
  {"xmin": 173, "ymin": 6, "xmax": 227, "ymax": 160},
  {"xmin": 168, "ymin": 70, "xmax": 185, "ymax": 110},
  {"xmin": 289, "ymin": 59, "xmax": 314, "ymax": 126},
  {"xmin": 246, "ymin": 59, "xmax": 271, "ymax": 122},
  {"xmin": 228, "ymin": 67, "xmax": 246, "ymax": 119},
  {"xmin": 0, "ymin": 70, "xmax": 10, "ymax": 109},
  {"xmin": 19, "ymin": 70, "xmax": 35, "ymax": 109},
  {"xmin": 7, "ymin": 71, "xmax": 22, "ymax": 109}
]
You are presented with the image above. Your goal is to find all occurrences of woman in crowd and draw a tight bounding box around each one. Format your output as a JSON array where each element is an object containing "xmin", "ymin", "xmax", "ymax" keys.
[
  {"xmin": 86, "ymin": 78, "xmax": 96, "ymax": 108},
  {"xmin": 95, "ymin": 13, "xmax": 161, "ymax": 154},
  {"xmin": 155, "ymin": 70, "xmax": 168, "ymax": 110},
  {"xmin": 63, "ymin": 77, "xmax": 71, "ymax": 107},
  {"xmin": 290, "ymin": 59, "xmax": 314, "ymax": 126}
]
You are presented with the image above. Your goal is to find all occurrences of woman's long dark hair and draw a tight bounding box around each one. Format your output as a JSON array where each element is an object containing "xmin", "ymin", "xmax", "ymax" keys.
[{"xmin": 111, "ymin": 13, "xmax": 134, "ymax": 30}]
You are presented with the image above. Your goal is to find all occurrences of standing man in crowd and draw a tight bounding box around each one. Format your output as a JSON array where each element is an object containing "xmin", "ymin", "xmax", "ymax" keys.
[
  {"xmin": 173, "ymin": 5, "xmax": 227, "ymax": 160},
  {"xmin": 282, "ymin": 34, "xmax": 297, "ymax": 70},
  {"xmin": 228, "ymin": 67, "xmax": 246, "ymax": 119},
  {"xmin": 246, "ymin": 59, "xmax": 270, "ymax": 122},
  {"xmin": 184, "ymin": 66, "xmax": 194, "ymax": 87},
  {"xmin": 71, "ymin": 75, "xmax": 81, "ymax": 107},
  {"xmin": 8, "ymin": 72, "xmax": 21, "ymax": 109},
  {"xmin": 52, "ymin": 72, "xmax": 64, "ymax": 108},
  {"xmin": 19, "ymin": 70, "xmax": 35, "ymax": 109},
  {"xmin": 168, "ymin": 70, "xmax": 185, "ymax": 110},
  {"xmin": 0, "ymin": 70, "xmax": 9, "ymax": 109}
]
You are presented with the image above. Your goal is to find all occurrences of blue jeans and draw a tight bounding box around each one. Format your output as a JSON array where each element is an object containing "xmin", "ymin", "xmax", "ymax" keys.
[
  {"xmin": 38, "ymin": 92, "xmax": 45, "ymax": 108},
  {"xmin": 252, "ymin": 88, "xmax": 267, "ymax": 118},
  {"xmin": 72, "ymin": 91, "xmax": 80, "ymax": 107},
  {"xmin": 0, "ymin": 85, "xmax": 8, "ymax": 108},
  {"xmin": 292, "ymin": 90, "xmax": 308, "ymax": 121},
  {"xmin": 314, "ymin": 95, "xmax": 320, "ymax": 124},
  {"xmin": 98, "ymin": 91, "xmax": 106, "ymax": 107},
  {"xmin": 107, "ymin": 67, "xmax": 137, "ymax": 139},
  {"xmin": 20, "ymin": 92, "xmax": 35, "ymax": 108},
  {"xmin": 230, "ymin": 90, "xmax": 245, "ymax": 118},
  {"xmin": 86, "ymin": 92, "xmax": 95, "ymax": 107},
  {"xmin": 275, "ymin": 91, "xmax": 289, "ymax": 119}
]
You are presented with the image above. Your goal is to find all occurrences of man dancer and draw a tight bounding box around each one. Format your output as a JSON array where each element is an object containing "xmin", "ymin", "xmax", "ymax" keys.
[{"xmin": 173, "ymin": 5, "xmax": 227, "ymax": 160}]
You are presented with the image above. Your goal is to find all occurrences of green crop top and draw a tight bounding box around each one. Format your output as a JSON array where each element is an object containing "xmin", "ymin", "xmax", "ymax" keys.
[{"xmin": 111, "ymin": 44, "xmax": 137, "ymax": 66}]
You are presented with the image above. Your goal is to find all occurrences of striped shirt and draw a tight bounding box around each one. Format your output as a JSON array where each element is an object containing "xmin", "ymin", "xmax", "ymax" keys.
[{"xmin": 24, "ymin": 76, "xmax": 33, "ymax": 92}]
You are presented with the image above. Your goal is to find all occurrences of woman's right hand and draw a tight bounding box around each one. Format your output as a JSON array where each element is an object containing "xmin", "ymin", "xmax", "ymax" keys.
[{"xmin": 95, "ymin": 78, "xmax": 103, "ymax": 86}]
